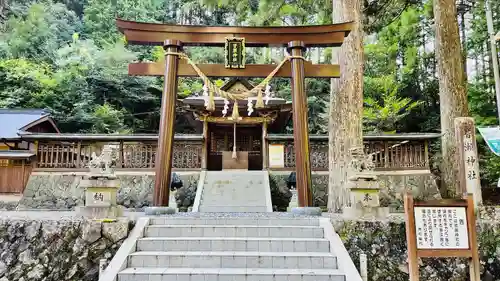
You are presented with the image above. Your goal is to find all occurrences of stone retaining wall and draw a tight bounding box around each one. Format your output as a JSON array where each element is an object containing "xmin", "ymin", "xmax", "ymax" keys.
[
  {"xmin": 1, "ymin": 213, "xmax": 499, "ymax": 281},
  {"xmin": 0, "ymin": 218, "xmax": 131, "ymax": 281},
  {"xmin": 333, "ymin": 215, "xmax": 500, "ymax": 281},
  {"xmin": 12, "ymin": 172, "xmax": 199, "ymax": 210},
  {"xmin": 270, "ymin": 172, "xmax": 440, "ymax": 208},
  {"xmin": 5, "ymin": 171, "xmax": 438, "ymax": 211}
]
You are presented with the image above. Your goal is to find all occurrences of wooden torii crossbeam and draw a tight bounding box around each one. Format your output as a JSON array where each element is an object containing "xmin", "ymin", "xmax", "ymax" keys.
[{"xmin": 117, "ymin": 18, "xmax": 353, "ymax": 208}]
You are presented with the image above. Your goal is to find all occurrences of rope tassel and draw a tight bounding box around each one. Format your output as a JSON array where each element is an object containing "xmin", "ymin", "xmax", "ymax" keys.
[
  {"xmin": 206, "ymin": 83, "xmax": 215, "ymax": 111},
  {"xmin": 255, "ymin": 88, "xmax": 265, "ymax": 108},
  {"xmin": 231, "ymin": 100, "xmax": 240, "ymax": 120},
  {"xmin": 232, "ymin": 123, "xmax": 237, "ymax": 159}
]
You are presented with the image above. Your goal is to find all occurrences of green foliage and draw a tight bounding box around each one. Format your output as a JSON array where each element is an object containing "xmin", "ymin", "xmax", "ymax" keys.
[
  {"xmin": 364, "ymin": 5, "xmax": 440, "ymax": 134},
  {"xmin": 364, "ymin": 76, "xmax": 423, "ymax": 133},
  {"xmin": 83, "ymin": 0, "xmax": 165, "ymax": 47},
  {"xmin": 1, "ymin": 0, "xmax": 500, "ymax": 188},
  {"xmin": 90, "ymin": 103, "xmax": 129, "ymax": 133},
  {"xmin": 0, "ymin": 2, "xmax": 82, "ymax": 62}
]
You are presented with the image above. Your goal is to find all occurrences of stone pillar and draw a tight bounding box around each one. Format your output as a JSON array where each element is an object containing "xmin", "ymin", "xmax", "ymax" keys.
[
  {"xmin": 288, "ymin": 41, "xmax": 312, "ymax": 207},
  {"xmin": 79, "ymin": 176, "xmax": 122, "ymax": 219},
  {"xmin": 78, "ymin": 146, "xmax": 122, "ymax": 219},
  {"xmin": 455, "ymin": 117, "xmax": 482, "ymax": 208},
  {"xmin": 342, "ymin": 147, "xmax": 388, "ymax": 219},
  {"xmin": 153, "ymin": 40, "xmax": 182, "ymax": 206}
]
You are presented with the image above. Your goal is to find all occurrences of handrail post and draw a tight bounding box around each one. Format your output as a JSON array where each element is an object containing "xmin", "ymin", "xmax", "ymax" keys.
[
  {"xmin": 424, "ymin": 140, "xmax": 429, "ymax": 169},
  {"xmin": 119, "ymin": 140, "xmax": 124, "ymax": 168},
  {"xmin": 384, "ymin": 140, "xmax": 389, "ymax": 168}
]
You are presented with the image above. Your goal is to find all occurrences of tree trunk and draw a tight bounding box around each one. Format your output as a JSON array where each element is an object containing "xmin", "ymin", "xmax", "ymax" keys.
[
  {"xmin": 434, "ymin": 0, "xmax": 469, "ymax": 195},
  {"xmin": 328, "ymin": 0, "xmax": 364, "ymax": 212},
  {"xmin": 459, "ymin": 0, "xmax": 468, "ymax": 81}
]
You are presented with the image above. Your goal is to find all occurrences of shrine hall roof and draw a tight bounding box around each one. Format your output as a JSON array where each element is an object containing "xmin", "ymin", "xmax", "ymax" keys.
[{"xmin": 0, "ymin": 109, "xmax": 59, "ymax": 139}]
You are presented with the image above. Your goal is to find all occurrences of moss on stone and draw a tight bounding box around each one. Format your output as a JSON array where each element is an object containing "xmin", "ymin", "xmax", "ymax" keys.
[{"xmin": 334, "ymin": 219, "xmax": 500, "ymax": 280}]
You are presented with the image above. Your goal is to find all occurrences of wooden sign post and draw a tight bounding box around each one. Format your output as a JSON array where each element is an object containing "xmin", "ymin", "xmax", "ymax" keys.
[
  {"xmin": 455, "ymin": 117, "xmax": 482, "ymax": 208},
  {"xmin": 404, "ymin": 193, "xmax": 480, "ymax": 281}
]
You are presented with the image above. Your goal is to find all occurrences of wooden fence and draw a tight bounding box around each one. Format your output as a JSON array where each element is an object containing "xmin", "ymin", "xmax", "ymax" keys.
[
  {"xmin": 30, "ymin": 133, "xmax": 439, "ymax": 171},
  {"xmin": 35, "ymin": 135, "xmax": 203, "ymax": 170},
  {"xmin": 267, "ymin": 134, "xmax": 437, "ymax": 171},
  {"xmin": 0, "ymin": 160, "xmax": 31, "ymax": 193}
]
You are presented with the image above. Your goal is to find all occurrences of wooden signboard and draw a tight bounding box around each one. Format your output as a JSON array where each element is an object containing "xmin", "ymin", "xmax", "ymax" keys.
[
  {"xmin": 268, "ymin": 144, "xmax": 285, "ymax": 168},
  {"xmin": 404, "ymin": 193, "xmax": 480, "ymax": 281},
  {"xmin": 225, "ymin": 37, "xmax": 245, "ymax": 69}
]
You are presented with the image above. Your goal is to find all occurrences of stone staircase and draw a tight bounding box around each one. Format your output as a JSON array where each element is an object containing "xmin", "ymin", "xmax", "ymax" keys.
[
  {"xmin": 112, "ymin": 215, "xmax": 361, "ymax": 281},
  {"xmin": 196, "ymin": 171, "xmax": 272, "ymax": 212}
]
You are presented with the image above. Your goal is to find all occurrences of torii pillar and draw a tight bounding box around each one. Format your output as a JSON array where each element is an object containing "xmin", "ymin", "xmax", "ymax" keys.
[
  {"xmin": 288, "ymin": 41, "xmax": 313, "ymax": 207},
  {"xmin": 153, "ymin": 39, "xmax": 182, "ymax": 206},
  {"xmin": 115, "ymin": 18, "xmax": 354, "ymax": 207}
]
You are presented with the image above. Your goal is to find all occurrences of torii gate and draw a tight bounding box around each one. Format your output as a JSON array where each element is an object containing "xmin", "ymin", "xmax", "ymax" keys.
[{"xmin": 116, "ymin": 19, "xmax": 353, "ymax": 207}]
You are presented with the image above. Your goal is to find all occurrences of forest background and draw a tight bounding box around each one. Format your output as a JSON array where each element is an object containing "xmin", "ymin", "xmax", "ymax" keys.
[{"xmin": 1, "ymin": 0, "xmax": 500, "ymax": 187}]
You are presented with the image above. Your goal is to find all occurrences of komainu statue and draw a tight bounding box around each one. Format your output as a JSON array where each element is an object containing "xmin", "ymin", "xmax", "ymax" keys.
[
  {"xmin": 349, "ymin": 146, "xmax": 375, "ymax": 174},
  {"xmin": 88, "ymin": 146, "xmax": 115, "ymax": 176}
]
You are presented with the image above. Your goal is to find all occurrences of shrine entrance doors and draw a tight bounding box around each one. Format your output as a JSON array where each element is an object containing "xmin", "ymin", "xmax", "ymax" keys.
[{"xmin": 207, "ymin": 124, "xmax": 263, "ymax": 171}]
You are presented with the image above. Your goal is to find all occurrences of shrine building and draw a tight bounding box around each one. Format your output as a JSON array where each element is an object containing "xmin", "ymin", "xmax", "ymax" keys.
[{"xmin": 181, "ymin": 78, "xmax": 291, "ymax": 171}]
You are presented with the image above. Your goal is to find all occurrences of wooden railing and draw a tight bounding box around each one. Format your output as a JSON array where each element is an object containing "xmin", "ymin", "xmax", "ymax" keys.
[
  {"xmin": 33, "ymin": 134, "xmax": 203, "ymax": 170},
  {"xmin": 26, "ymin": 133, "xmax": 439, "ymax": 171},
  {"xmin": 267, "ymin": 134, "xmax": 439, "ymax": 171}
]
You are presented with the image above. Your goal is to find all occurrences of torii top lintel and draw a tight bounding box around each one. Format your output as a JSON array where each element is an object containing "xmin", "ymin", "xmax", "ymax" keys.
[{"xmin": 116, "ymin": 18, "xmax": 353, "ymax": 47}]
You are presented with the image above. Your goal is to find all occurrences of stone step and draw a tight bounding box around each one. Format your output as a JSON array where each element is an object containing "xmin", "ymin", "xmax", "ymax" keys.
[
  {"xmin": 201, "ymin": 190, "xmax": 264, "ymax": 196},
  {"xmin": 205, "ymin": 179, "xmax": 264, "ymax": 184},
  {"xmin": 200, "ymin": 198, "xmax": 266, "ymax": 205},
  {"xmin": 149, "ymin": 217, "xmax": 320, "ymax": 226},
  {"xmin": 118, "ymin": 268, "xmax": 346, "ymax": 281},
  {"xmin": 144, "ymin": 225, "xmax": 324, "ymax": 238},
  {"xmin": 136, "ymin": 237, "xmax": 330, "ymax": 252},
  {"xmin": 205, "ymin": 171, "xmax": 266, "ymax": 176},
  {"xmin": 128, "ymin": 251, "xmax": 338, "ymax": 269},
  {"xmin": 198, "ymin": 206, "xmax": 269, "ymax": 213},
  {"xmin": 204, "ymin": 186, "xmax": 264, "ymax": 192}
]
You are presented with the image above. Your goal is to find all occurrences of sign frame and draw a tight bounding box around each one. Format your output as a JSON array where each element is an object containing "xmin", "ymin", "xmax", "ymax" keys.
[
  {"xmin": 224, "ymin": 37, "xmax": 246, "ymax": 69},
  {"xmin": 478, "ymin": 126, "xmax": 500, "ymax": 156},
  {"xmin": 404, "ymin": 193, "xmax": 480, "ymax": 281},
  {"xmin": 268, "ymin": 144, "xmax": 285, "ymax": 168}
]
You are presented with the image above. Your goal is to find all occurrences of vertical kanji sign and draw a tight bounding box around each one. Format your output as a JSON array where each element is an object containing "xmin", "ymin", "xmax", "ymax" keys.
[
  {"xmin": 455, "ymin": 117, "xmax": 482, "ymax": 208},
  {"xmin": 404, "ymin": 193, "xmax": 480, "ymax": 281}
]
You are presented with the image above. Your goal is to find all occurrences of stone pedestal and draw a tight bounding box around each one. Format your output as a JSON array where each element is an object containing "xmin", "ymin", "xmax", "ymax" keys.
[
  {"xmin": 287, "ymin": 189, "xmax": 298, "ymax": 211},
  {"xmin": 343, "ymin": 173, "xmax": 387, "ymax": 219},
  {"xmin": 79, "ymin": 175, "xmax": 123, "ymax": 220}
]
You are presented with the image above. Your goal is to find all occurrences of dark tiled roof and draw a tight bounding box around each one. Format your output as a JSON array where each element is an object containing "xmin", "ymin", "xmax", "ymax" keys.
[
  {"xmin": 0, "ymin": 150, "xmax": 35, "ymax": 159},
  {"xmin": 0, "ymin": 109, "xmax": 49, "ymax": 139}
]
